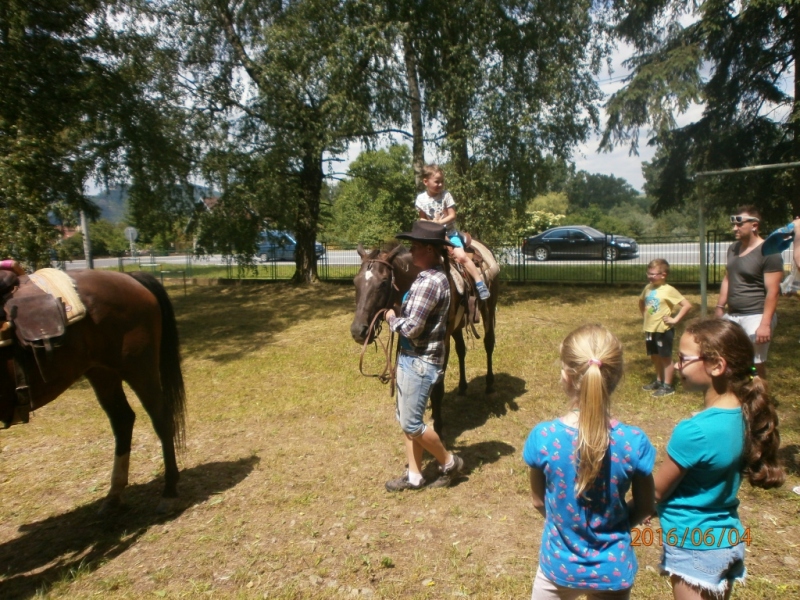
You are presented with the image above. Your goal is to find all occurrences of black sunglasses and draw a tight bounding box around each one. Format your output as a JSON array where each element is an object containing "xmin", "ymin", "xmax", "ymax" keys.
[{"xmin": 730, "ymin": 215, "xmax": 759, "ymax": 224}]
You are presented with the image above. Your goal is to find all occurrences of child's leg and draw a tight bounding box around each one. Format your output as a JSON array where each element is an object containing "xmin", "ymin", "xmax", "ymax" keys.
[
  {"xmin": 530, "ymin": 566, "xmax": 583, "ymax": 600},
  {"xmin": 670, "ymin": 575, "xmax": 732, "ymax": 600},
  {"xmin": 452, "ymin": 247, "xmax": 484, "ymax": 284},
  {"xmin": 660, "ymin": 355, "xmax": 675, "ymax": 385},
  {"xmin": 650, "ymin": 354, "xmax": 663, "ymax": 382}
]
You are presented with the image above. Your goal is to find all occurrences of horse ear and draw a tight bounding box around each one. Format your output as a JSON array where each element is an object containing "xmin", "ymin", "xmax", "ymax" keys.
[
  {"xmin": 386, "ymin": 244, "xmax": 403, "ymax": 263},
  {"xmin": 357, "ymin": 243, "xmax": 366, "ymax": 258}
]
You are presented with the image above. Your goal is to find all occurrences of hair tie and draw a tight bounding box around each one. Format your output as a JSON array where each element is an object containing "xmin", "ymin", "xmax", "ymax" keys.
[
  {"xmin": 588, "ymin": 358, "xmax": 602, "ymax": 368},
  {"xmin": 750, "ymin": 365, "xmax": 757, "ymax": 381}
]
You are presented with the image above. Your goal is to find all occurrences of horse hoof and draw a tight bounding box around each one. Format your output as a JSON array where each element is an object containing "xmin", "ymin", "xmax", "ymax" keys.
[
  {"xmin": 156, "ymin": 497, "xmax": 179, "ymax": 514},
  {"xmin": 485, "ymin": 386, "xmax": 495, "ymax": 395},
  {"xmin": 98, "ymin": 494, "xmax": 125, "ymax": 515},
  {"xmin": 457, "ymin": 386, "xmax": 468, "ymax": 397}
]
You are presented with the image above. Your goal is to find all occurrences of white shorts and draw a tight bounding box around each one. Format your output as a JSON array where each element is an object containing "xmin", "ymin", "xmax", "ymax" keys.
[{"xmin": 722, "ymin": 313, "xmax": 777, "ymax": 364}]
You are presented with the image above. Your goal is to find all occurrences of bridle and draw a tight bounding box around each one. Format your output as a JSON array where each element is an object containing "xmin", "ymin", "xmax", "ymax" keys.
[{"xmin": 358, "ymin": 257, "xmax": 401, "ymax": 393}]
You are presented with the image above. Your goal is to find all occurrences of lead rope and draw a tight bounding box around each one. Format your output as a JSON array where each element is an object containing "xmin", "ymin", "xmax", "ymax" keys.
[
  {"xmin": 357, "ymin": 258, "xmax": 400, "ymax": 395},
  {"xmin": 358, "ymin": 308, "xmax": 397, "ymax": 394}
]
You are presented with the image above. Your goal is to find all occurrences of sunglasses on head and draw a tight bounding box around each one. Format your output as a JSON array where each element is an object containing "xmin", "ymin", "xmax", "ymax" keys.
[{"xmin": 730, "ymin": 215, "xmax": 759, "ymax": 224}]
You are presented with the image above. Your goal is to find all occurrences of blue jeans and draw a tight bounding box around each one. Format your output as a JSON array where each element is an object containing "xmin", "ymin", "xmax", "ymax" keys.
[
  {"xmin": 395, "ymin": 353, "xmax": 443, "ymax": 437},
  {"xmin": 660, "ymin": 542, "xmax": 746, "ymax": 597}
]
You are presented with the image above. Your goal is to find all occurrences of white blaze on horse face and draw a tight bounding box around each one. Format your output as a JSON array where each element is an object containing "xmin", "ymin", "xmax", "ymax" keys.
[{"xmin": 364, "ymin": 270, "xmax": 374, "ymax": 281}]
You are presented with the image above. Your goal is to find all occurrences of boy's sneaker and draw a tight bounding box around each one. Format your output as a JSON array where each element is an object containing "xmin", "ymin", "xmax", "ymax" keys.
[
  {"xmin": 385, "ymin": 471, "xmax": 425, "ymax": 492},
  {"xmin": 475, "ymin": 281, "xmax": 490, "ymax": 300},
  {"xmin": 429, "ymin": 454, "xmax": 464, "ymax": 489},
  {"xmin": 642, "ymin": 379, "xmax": 663, "ymax": 391},
  {"xmin": 652, "ymin": 384, "xmax": 675, "ymax": 397}
]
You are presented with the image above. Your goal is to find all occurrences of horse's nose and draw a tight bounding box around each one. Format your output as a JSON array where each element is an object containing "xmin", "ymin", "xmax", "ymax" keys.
[{"xmin": 350, "ymin": 322, "xmax": 368, "ymax": 344}]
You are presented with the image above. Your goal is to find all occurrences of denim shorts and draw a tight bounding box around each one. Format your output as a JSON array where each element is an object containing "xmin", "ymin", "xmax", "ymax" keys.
[
  {"xmin": 395, "ymin": 353, "xmax": 443, "ymax": 436},
  {"xmin": 660, "ymin": 542, "xmax": 746, "ymax": 597}
]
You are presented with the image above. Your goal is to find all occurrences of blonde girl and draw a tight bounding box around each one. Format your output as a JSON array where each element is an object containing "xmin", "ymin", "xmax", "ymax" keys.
[
  {"xmin": 656, "ymin": 319, "xmax": 784, "ymax": 599},
  {"xmin": 523, "ymin": 324, "xmax": 656, "ymax": 599}
]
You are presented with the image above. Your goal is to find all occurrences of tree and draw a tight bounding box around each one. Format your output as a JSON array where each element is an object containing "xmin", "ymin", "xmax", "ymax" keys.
[
  {"xmin": 566, "ymin": 171, "xmax": 643, "ymax": 211},
  {"xmin": 603, "ymin": 0, "xmax": 800, "ymax": 222},
  {"xmin": 328, "ymin": 146, "xmax": 417, "ymax": 247},
  {"xmin": 163, "ymin": 0, "xmax": 402, "ymax": 282},
  {"xmin": 0, "ymin": 0, "xmax": 192, "ymax": 267}
]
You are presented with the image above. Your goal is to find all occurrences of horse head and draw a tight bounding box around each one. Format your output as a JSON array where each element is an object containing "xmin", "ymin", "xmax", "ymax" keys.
[{"xmin": 350, "ymin": 243, "xmax": 415, "ymax": 344}]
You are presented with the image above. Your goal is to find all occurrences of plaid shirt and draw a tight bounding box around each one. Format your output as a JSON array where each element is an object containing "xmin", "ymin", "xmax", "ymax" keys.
[{"xmin": 387, "ymin": 267, "xmax": 450, "ymax": 365}]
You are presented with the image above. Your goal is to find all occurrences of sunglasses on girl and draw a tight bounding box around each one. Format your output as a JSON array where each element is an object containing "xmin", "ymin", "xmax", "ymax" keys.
[{"xmin": 730, "ymin": 215, "xmax": 759, "ymax": 224}]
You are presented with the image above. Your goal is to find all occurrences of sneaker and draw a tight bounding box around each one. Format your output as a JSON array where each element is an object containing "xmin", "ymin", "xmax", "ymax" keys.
[
  {"xmin": 429, "ymin": 454, "xmax": 464, "ymax": 489},
  {"xmin": 385, "ymin": 471, "xmax": 425, "ymax": 492},
  {"xmin": 642, "ymin": 379, "xmax": 663, "ymax": 391},
  {"xmin": 652, "ymin": 384, "xmax": 675, "ymax": 397},
  {"xmin": 475, "ymin": 281, "xmax": 490, "ymax": 300}
]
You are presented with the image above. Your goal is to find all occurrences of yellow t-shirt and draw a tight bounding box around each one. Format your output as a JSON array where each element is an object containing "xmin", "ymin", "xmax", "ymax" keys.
[{"xmin": 640, "ymin": 283, "xmax": 685, "ymax": 333}]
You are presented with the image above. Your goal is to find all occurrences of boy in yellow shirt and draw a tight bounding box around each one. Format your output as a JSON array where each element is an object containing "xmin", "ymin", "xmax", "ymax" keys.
[{"xmin": 639, "ymin": 259, "xmax": 692, "ymax": 396}]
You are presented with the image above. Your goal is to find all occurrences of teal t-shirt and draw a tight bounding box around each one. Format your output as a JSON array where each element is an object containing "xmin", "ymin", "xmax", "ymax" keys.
[{"xmin": 657, "ymin": 407, "xmax": 746, "ymax": 549}]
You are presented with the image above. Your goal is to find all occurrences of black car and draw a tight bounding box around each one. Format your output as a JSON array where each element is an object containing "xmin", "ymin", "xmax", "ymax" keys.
[
  {"xmin": 258, "ymin": 230, "xmax": 325, "ymax": 262},
  {"xmin": 521, "ymin": 225, "xmax": 638, "ymax": 261}
]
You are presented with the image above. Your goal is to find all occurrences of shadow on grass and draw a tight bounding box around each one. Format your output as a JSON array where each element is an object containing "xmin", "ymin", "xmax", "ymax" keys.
[
  {"xmin": 440, "ymin": 372, "xmax": 526, "ymax": 443},
  {"xmin": 0, "ymin": 456, "xmax": 259, "ymax": 600},
  {"xmin": 170, "ymin": 283, "xmax": 355, "ymax": 363},
  {"xmin": 778, "ymin": 443, "xmax": 799, "ymax": 477},
  {"xmin": 421, "ymin": 440, "xmax": 516, "ymax": 485}
]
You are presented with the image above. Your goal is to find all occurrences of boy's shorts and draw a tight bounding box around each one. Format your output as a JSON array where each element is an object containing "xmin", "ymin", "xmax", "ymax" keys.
[{"xmin": 645, "ymin": 329, "xmax": 674, "ymax": 358}]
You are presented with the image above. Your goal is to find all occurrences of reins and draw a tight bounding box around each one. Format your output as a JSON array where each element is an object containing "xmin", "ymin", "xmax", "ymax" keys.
[{"xmin": 357, "ymin": 258, "xmax": 400, "ymax": 395}]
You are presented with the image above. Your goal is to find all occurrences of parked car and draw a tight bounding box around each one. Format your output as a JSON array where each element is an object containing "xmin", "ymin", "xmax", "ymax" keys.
[
  {"xmin": 258, "ymin": 230, "xmax": 325, "ymax": 262},
  {"xmin": 521, "ymin": 225, "xmax": 638, "ymax": 261}
]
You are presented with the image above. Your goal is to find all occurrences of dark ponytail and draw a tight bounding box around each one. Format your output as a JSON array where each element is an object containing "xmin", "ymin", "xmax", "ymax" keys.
[{"xmin": 685, "ymin": 319, "xmax": 785, "ymax": 489}]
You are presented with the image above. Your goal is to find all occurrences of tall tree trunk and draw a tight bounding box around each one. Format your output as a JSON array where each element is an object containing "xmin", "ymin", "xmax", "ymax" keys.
[
  {"xmin": 292, "ymin": 145, "xmax": 322, "ymax": 284},
  {"xmin": 793, "ymin": 4, "xmax": 800, "ymax": 218},
  {"xmin": 402, "ymin": 33, "xmax": 425, "ymax": 191}
]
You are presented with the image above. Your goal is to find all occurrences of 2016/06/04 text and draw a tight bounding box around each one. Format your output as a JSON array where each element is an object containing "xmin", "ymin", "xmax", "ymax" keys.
[{"xmin": 631, "ymin": 528, "xmax": 752, "ymax": 547}]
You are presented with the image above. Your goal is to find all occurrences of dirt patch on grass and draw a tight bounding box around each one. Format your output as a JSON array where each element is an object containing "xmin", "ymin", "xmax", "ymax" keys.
[{"xmin": 0, "ymin": 282, "xmax": 798, "ymax": 598}]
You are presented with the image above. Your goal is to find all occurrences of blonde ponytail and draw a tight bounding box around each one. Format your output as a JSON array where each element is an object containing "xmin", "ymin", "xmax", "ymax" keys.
[{"xmin": 561, "ymin": 325, "xmax": 624, "ymax": 497}]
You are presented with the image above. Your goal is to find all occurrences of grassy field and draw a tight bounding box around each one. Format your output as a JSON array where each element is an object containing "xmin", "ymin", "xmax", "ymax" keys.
[{"xmin": 0, "ymin": 282, "xmax": 798, "ymax": 599}]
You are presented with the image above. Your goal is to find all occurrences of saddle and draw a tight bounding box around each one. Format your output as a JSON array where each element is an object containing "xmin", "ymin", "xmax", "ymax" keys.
[
  {"xmin": 0, "ymin": 265, "xmax": 86, "ymax": 425},
  {"xmin": 449, "ymin": 233, "xmax": 500, "ymax": 330}
]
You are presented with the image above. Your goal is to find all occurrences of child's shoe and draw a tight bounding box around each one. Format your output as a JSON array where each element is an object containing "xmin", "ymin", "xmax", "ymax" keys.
[
  {"xmin": 642, "ymin": 379, "xmax": 662, "ymax": 391},
  {"xmin": 475, "ymin": 280, "xmax": 490, "ymax": 300},
  {"xmin": 652, "ymin": 384, "xmax": 675, "ymax": 397}
]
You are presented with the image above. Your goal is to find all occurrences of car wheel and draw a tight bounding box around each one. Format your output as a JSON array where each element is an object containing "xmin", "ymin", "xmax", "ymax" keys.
[
  {"xmin": 534, "ymin": 246, "xmax": 549, "ymax": 261},
  {"xmin": 604, "ymin": 246, "xmax": 618, "ymax": 261}
]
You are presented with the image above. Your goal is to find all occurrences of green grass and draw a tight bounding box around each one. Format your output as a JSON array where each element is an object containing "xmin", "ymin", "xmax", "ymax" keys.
[{"xmin": 0, "ymin": 283, "xmax": 797, "ymax": 598}]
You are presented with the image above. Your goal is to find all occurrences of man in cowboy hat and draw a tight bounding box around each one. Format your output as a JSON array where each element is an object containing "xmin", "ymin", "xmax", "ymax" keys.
[{"xmin": 384, "ymin": 220, "xmax": 464, "ymax": 491}]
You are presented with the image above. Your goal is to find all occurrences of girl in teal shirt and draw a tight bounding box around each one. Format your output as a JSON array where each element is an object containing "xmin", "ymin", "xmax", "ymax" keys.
[{"xmin": 655, "ymin": 319, "xmax": 784, "ymax": 599}]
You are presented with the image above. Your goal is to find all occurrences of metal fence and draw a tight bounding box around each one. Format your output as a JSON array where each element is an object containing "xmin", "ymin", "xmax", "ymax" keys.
[{"xmin": 73, "ymin": 230, "xmax": 793, "ymax": 286}]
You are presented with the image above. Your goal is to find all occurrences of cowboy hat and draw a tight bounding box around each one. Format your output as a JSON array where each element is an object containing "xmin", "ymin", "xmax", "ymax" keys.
[
  {"xmin": 762, "ymin": 222, "xmax": 794, "ymax": 255},
  {"xmin": 396, "ymin": 220, "xmax": 455, "ymax": 247}
]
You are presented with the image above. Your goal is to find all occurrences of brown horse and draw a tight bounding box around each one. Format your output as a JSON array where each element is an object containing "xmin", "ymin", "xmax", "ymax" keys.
[
  {"xmin": 0, "ymin": 270, "xmax": 186, "ymax": 512},
  {"xmin": 350, "ymin": 243, "xmax": 497, "ymax": 435}
]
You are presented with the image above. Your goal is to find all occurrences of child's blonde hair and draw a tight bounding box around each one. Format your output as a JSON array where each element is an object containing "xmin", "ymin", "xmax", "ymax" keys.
[
  {"xmin": 422, "ymin": 164, "xmax": 444, "ymax": 181},
  {"xmin": 560, "ymin": 324, "xmax": 624, "ymax": 497},
  {"xmin": 647, "ymin": 258, "xmax": 669, "ymax": 275}
]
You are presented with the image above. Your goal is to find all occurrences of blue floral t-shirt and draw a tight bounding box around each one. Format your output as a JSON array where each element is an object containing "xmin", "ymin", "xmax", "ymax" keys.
[{"xmin": 523, "ymin": 419, "xmax": 656, "ymax": 591}]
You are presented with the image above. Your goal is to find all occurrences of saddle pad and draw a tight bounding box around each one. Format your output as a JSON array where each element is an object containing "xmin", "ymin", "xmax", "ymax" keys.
[
  {"xmin": 28, "ymin": 269, "xmax": 86, "ymax": 324},
  {"xmin": 449, "ymin": 264, "xmax": 466, "ymax": 295},
  {"xmin": 469, "ymin": 240, "xmax": 500, "ymax": 284}
]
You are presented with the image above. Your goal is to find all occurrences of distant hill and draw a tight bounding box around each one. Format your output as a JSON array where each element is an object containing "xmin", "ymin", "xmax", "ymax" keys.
[
  {"xmin": 89, "ymin": 187, "xmax": 128, "ymax": 223},
  {"xmin": 88, "ymin": 185, "xmax": 214, "ymax": 223}
]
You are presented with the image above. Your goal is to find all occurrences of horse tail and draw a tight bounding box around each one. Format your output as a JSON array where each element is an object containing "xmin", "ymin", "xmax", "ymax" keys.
[{"xmin": 128, "ymin": 271, "xmax": 187, "ymax": 451}]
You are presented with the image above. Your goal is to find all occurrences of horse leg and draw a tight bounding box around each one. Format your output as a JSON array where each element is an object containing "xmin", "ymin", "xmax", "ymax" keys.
[
  {"xmin": 481, "ymin": 298, "xmax": 497, "ymax": 394},
  {"xmin": 125, "ymin": 366, "xmax": 180, "ymax": 506},
  {"xmin": 86, "ymin": 368, "xmax": 136, "ymax": 513},
  {"xmin": 453, "ymin": 328, "xmax": 468, "ymax": 396},
  {"xmin": 430, "ymin": 377, "xmax": 445, "ymax": 438}
]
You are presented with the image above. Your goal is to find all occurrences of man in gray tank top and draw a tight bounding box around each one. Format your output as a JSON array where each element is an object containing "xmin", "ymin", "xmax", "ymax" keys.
[{"xmin": 715, "ymin": 205, "xmax": 783, "ymax": 378}]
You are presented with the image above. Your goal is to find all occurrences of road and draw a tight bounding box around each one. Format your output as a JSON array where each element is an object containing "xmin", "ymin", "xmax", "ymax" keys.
[{"xmin": 59, "ymin": 242, "xmax": 794, "ymax": 271}]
